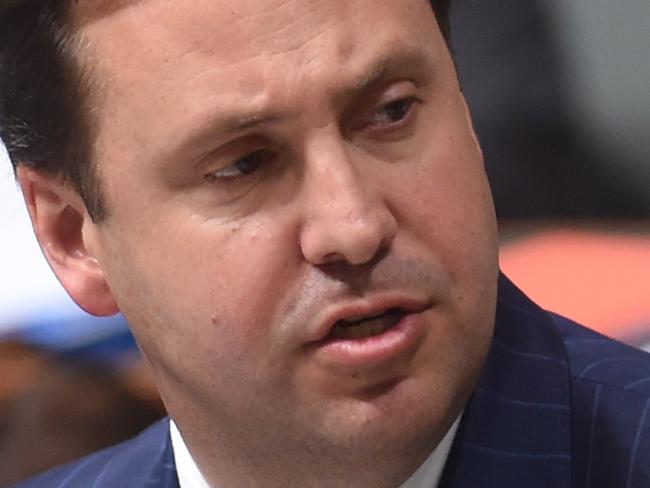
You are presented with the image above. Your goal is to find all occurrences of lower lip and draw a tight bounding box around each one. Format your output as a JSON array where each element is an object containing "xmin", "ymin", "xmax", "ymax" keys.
[{"xmin": 309, "ymin": 312, "xmax": 427, "ymax": 371}]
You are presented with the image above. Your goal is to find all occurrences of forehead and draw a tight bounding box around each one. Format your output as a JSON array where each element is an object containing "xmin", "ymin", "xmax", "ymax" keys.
[
  {"xmin": 71, "ymin": 0, "xmax": 444, "ymax": 167},
  {"xmin": 72, "ymin": 0, "xmax": 439, "ymax": 78}
]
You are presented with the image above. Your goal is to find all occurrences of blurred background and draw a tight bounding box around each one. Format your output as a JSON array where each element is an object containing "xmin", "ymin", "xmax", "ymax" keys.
[{"xmin": 1, "ymin": 0, "xmax": 649, "ymax": 484}]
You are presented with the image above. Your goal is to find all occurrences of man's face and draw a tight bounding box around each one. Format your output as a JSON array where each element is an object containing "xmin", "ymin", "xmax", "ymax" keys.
[{"xmin": 73, "ymin": 0, "xmax": 498, "ymax": 484}]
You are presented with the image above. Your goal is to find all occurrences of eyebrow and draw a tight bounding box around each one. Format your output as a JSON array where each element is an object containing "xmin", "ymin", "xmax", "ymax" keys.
[
  {"xmin": 342, "ymin": 46, "xmax": 432, "ymax": 98},
  {"xmin": 213, "ymin": 113, "xmax": 283, "ymax": 137},
  {"xmin": 176, "ymin": 44, "xmax": 432, "ymax": 157}
]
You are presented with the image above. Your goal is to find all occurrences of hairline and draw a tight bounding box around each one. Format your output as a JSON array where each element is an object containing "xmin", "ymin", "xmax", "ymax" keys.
[{"xmin": 14, "ymin": 0, "xmax": 452, "ymax": 223}]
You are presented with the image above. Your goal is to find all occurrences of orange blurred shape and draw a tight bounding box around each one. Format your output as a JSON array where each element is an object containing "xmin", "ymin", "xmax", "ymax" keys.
[{"xmin": 500, "ymin": 230, "xmax": 650, "ymax": 340}]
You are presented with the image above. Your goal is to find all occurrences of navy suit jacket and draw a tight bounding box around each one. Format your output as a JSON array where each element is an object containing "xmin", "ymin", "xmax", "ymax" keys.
[{"xmin": 12, "ymin": 275, "xmax": 650, "ymax": 487}]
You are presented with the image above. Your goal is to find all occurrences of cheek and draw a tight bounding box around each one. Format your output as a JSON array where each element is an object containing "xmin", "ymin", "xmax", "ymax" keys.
[
  {"xmin": 104, "ymin": 207, "xmax": 300, "ymax": 355},
  {"xmin": 392, "ymin": 125, "xmax": 495, "ymax": 250},
  {"xmin": 194, "ymin": 220, "xmax": 301, "ymax": 344},
  {"xmin": 200, "ymin": 220, "xmax": 298, "ymax": 330},
  {"xmin": 382, "ymin": 110, "xmax": 499, "ymax": 311},
  {"xmin": 105, "ymin": 211, "xmax": 304, "ymax": 409}
]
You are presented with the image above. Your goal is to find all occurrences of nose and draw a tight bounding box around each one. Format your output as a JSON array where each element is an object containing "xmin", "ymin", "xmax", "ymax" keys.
[{"xmin": 299, "ymin": 138, "xmax": 397, "ymax": 266}]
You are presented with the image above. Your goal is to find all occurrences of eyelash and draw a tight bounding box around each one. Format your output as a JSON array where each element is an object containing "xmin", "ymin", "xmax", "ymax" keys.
[
  {"xmin": 203, "ymin": 149, "xmax": 274, "ymax": 184},
  {"xmin": 203, "ymin": 95, "xmax": 421, "ymax": 183},
  {"xmin": 349, "ymin": 94, "xmax": 421, "ymax": 136},
  {"xmin": 372, "ymin": 96, "xmax": 420, "ymax": 127}
]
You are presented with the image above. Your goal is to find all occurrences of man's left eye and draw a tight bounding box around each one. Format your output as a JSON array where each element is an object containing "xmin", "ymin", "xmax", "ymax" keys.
[{"xmin": 373, "ymin": 97, "xmax": 419, "ymax": 126}]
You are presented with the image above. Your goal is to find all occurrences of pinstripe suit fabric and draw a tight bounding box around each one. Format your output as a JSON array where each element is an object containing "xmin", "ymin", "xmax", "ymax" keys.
[
  {"xmin": 11, "ymin": 418, "xmax": 179, "ymax": 488},
  {"xmin": 12, "ymin": 275, "xmax": 650, "ymax": 487},
  {"xmin": 438, "ymin": 276, "xmax": 650, "ymax": 488}
]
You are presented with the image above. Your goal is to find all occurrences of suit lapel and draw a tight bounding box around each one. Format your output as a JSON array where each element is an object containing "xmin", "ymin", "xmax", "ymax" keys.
[
  {"xmin": 143, "ymin": 420, "xmax": 180, "ymax": 488},
  {"xmin": 439, "ymin": 275, "xmax": 572, "ymax": 488}
]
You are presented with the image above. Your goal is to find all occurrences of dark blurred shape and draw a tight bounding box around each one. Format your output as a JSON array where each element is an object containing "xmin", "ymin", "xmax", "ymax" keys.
[
  {"xmin": 0, "ymin": 341, "xmax": 164, "ymax": 486},
  {"xmin": 499, "ymin": 222, "xmax": 650, "ymax": 348},
  {"xmin": 451, "ymin": 0, "xmax": 646, "ymax": 218}
]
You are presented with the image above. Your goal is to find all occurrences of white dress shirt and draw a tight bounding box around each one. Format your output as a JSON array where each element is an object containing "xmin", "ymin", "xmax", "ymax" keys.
[{"xmin": 170, "ymin": 415, "xmax": 461, "ymax": 488}]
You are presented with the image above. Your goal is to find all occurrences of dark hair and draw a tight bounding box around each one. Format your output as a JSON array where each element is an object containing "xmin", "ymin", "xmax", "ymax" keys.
[
  {"xmin": 433, "ymin": 0, "xmax": 452, "ymax": 42},
  {"xmin": 0, "ymin": 1, "xmax": 103, "ymax": 219},
  {"xmin": 0, "ymin": 0, "xmax": 452, "ymax": 222}
]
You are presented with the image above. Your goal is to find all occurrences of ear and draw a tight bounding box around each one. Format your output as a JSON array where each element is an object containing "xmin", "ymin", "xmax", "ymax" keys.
[{"xmin": 16, "ymin": 166, "xmax": 119, "ymax": 317}]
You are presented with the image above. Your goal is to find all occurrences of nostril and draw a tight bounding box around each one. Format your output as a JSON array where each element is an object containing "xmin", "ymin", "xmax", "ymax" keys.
[{"xmin": 321, "ymin": 251, "xmax": 343, "ymax": 264}]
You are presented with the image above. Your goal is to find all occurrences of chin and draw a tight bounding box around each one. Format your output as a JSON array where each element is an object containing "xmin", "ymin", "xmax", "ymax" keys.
[
  {"xmin": 307, "ymin": 396, "xmax": 448, "ymax": 488},
  {"xmin": 316, "ymin": 375, "xmax": 456, "ymax": 462}
]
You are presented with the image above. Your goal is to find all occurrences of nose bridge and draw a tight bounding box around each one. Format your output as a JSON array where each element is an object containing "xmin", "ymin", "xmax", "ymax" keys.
[
  {"xmin": 307, "ymin": 135, "xmax": 369, "ymax": 216},
  {"xmin": 299, "ymin": 132, "xmax": 397, "ymax": 266}
]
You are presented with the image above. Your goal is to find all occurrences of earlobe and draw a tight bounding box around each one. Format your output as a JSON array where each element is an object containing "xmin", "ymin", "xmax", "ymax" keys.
[{"xmin": 16, "ymin": 166, "xmax": 119, "ymax": 317}]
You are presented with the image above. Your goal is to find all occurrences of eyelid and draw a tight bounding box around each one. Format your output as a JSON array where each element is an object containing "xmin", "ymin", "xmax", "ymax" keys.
[
  {"xmin": 204, "ymin": 163, "xmax": 241, "ymax": 181},
  {"xmin": 202, "ymin": 156, "xmax": 242, "ymax": 182},
  {"xmin": 348, "ymin": 79, "xmax": 420, "ymax": 131},
  {"xmin": 355, "ymin": 97, "xmax": 421, "ymax": 136},
  {"xmin": 373, "ymin": 96, "xmax": 420, "ymax": 123},
  {"xmin": 203, "ymin": 148, "xmax": 275, "ymax": 184},
  {"xmin": 378, "ymin": 79, "xmax": 418, "ymax": 100},
  {"xmin": 197, "ymin": 133, "xmax": 270, "ymax": 174}
]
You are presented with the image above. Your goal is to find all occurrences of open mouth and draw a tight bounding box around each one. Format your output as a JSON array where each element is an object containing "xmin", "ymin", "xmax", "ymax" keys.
[{"xmin": 328, "ymin": 308, "xmax": 407, "ymax": 340}]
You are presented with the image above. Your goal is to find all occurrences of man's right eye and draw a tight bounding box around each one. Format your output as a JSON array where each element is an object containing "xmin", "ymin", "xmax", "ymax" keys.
[{"xmin": 204, "ymin": 149, "xmax": 273, "ymax": 183}]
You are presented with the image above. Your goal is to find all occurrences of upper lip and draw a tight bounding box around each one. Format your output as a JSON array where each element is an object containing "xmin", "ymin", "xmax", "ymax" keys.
[{"xmin": 306, "ymin": 294, "xmax": 433, "ymax": 343}]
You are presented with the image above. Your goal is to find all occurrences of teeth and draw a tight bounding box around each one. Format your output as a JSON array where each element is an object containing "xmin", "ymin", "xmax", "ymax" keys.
[{"xmin": 331, "ymin": 311, "xmax": 402, "ymax": 340}]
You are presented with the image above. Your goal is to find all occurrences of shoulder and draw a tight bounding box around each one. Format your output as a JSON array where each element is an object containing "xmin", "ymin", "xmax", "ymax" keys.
[
  {"xmin": 548, "ymin": 313, "xmax": 650, "ymax": 487},
  {"xmin": 550, "ymin": 312, "xmax": 650, "ymax": 398},
  {"xmin": 497, "ymin": 274, "xmax": 650, "ymax": 399},
  {"xmin": 11, "ymin": 417, "xmax": 176, "ymax": 488}
]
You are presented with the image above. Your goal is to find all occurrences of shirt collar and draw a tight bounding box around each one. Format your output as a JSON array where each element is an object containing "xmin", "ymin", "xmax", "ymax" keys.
[
  {"xmin": 170, "ymin": 420, "xmax": 210, "ymax": 488},
  {"xmin": 170, "ymin": 415, "xmax": 461, "ymax": 488}
]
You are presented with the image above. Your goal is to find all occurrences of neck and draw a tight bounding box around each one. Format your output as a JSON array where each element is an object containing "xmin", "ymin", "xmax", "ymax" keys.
[{"xmin": 172, "ymin": 411, "xmax": 459, "ymax": 488}]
